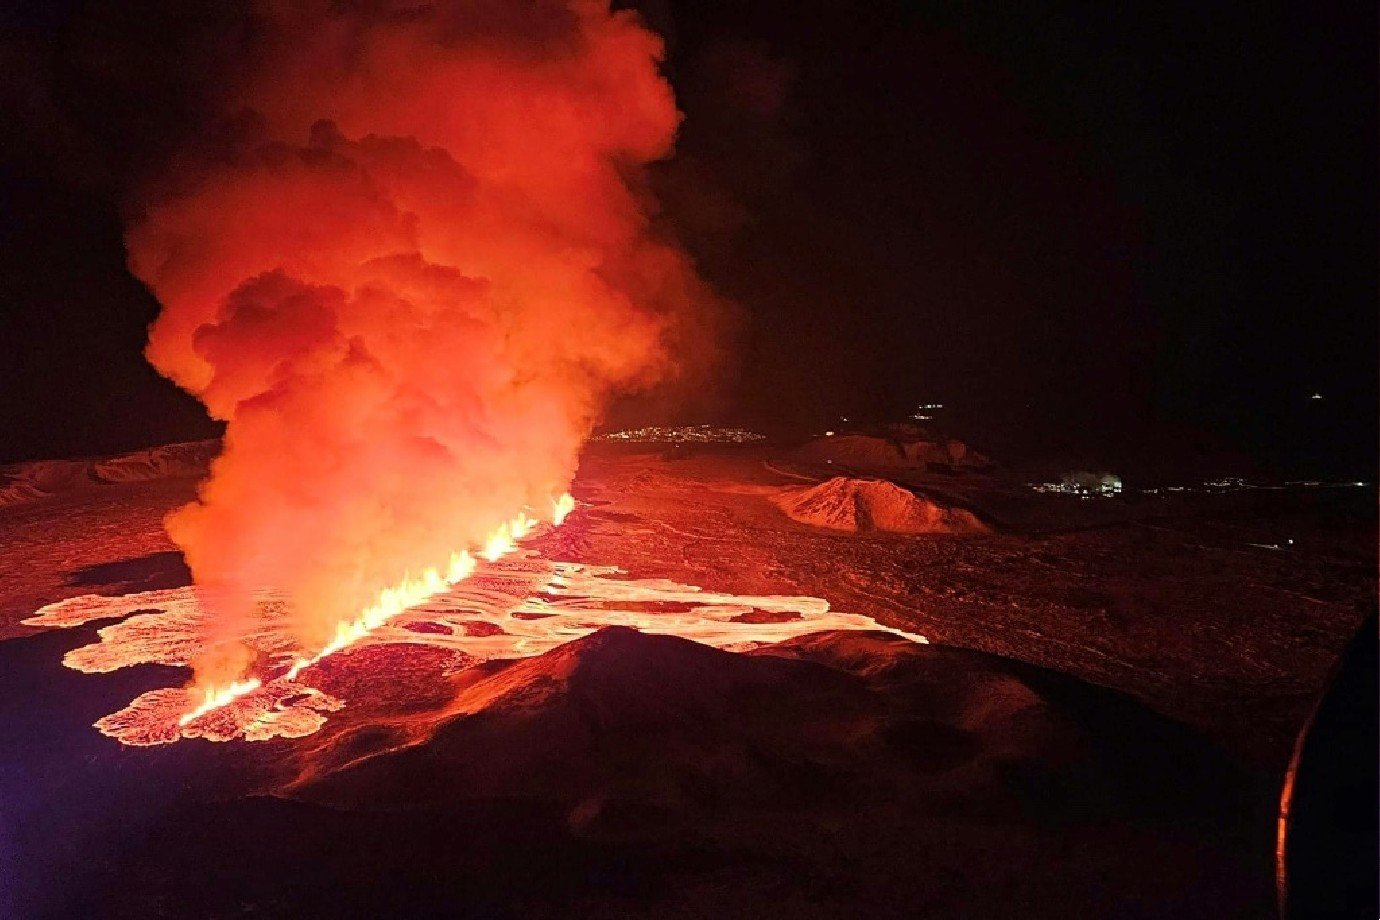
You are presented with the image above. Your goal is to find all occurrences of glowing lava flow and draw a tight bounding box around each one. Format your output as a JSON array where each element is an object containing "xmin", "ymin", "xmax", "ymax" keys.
[
  {"xmin": 26, "ymin": 489, "xmax": 937, "ymax": 748},
  {"xmin": 179, "ymin": 497, "xmax": 569, "ymax": 725},
  {"xmin": 28, "ymin": 538, "xmax": 930, "ymax": 746}
]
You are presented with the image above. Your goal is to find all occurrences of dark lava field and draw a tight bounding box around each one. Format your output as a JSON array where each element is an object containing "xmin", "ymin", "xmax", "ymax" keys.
[{"xmin": 1, "ymin": 441, "xmax": 1372, "ymax": 918}]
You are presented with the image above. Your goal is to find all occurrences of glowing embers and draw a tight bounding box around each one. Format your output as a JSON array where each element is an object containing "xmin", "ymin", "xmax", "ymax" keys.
[{"xmin": 26, "ymin": 531, "xmax": 927, "ymax": 747}]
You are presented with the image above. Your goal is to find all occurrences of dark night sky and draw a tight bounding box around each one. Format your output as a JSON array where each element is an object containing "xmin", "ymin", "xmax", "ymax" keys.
[{"xmin": 0, "ymin": 1, "xmax": 1374, "ymax": 477}]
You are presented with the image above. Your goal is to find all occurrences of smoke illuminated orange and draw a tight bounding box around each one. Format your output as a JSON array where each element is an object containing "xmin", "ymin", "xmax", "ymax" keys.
[{"xmin": 121, "ymin": 1, "xmax": 724, "ymax": 701}]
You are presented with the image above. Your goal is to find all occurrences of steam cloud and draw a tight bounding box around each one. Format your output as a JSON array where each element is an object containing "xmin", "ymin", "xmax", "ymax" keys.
[{"xmin": 124, "ymin": 1, "xmax": 719, "ymax": 685}]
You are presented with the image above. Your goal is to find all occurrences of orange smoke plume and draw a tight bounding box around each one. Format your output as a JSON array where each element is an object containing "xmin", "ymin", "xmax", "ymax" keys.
[{"xmin": 123, "ymin": 1, "xmax": 719, "ymax": 689}]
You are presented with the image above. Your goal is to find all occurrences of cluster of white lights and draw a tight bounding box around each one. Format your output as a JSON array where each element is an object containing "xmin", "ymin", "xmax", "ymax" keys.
[
  {"xmin": 596, "ymin": 425, "xmax": 766, "ymax": 444},
  {"xmin": 1029, "ymin": 480, "xmax": 1123, "ymax": 499},
  {"xmin": 1140, "ymin": 479, "xmax": 1370, "ymax": 495},
  {"xmin": 1035, "ymin": 477, "xmax": 1371, "ymax": 498},
  {"xmin": 911, "ymin": 402, "xmax": 942, "ymax": 421}
]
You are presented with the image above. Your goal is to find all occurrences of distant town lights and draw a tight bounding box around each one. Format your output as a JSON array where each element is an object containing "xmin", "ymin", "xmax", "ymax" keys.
[
  {"xmin": 1032, "ymin": 477, "xmax": 1369, "ymax": 498},
  {"xmin": 595, "ymin": 425, "xmax": 766, "ymax": 444},
  {"xmin": 911, "ymin": 402, "xmax": 943, "ymax": 421}
]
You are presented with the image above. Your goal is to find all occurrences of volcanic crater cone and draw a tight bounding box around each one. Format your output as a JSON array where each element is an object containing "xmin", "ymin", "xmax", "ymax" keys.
[
  {"xmin": 294, "ymin": 625, "xmax": 1242, "ymax": 825},
  {"xmin": 773, "ymin": 476, "xmax": 989, "ymax": 534}
]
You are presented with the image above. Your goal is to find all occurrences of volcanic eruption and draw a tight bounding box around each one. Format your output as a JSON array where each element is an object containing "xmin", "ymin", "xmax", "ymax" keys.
[
  {"xmin": 27, "ymin": 0, "xmax": 928, "ymax": 750},
  {"xmin": 122, "ymin": 1, "xmax": 722, "ymax": 711}
]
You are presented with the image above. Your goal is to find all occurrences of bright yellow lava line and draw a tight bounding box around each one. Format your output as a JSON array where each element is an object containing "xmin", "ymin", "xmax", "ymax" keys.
[
  {"xmin": 179, "ymin": 494, "xmax": 574, "ymax": 726},
  {"xmin": 177, "ymin": 677, "xmax": 264, "ymax": 725}
]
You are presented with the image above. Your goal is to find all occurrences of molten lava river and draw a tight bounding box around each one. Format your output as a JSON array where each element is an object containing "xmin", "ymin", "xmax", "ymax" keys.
[{"xmin": 24, "ymin": 503, "xmax": 925, "ymax": 747}]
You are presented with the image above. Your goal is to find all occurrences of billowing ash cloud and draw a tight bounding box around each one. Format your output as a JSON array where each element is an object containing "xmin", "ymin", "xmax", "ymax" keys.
[{"xmin": 123, "ymin": 1, "xmax": 721, "ymax": 685}]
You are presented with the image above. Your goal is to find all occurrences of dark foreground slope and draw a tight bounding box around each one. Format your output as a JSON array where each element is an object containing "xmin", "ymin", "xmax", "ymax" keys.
[
  {"xmin": 54, "ymin": 627, "xmax": 1268, "ymax": 919},
  {"xmin": 8, "ymin": 442, "xmax": 1357, "ymax": 917}
]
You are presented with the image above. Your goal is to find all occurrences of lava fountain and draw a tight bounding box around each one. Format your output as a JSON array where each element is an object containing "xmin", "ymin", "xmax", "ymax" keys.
[{"xmin": 120, "ymin": 1, "xmax": 725, "ymax": 714}]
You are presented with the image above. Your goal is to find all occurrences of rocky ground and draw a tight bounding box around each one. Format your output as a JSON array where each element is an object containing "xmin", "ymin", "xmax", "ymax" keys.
[
  {"xmin": 569, "ymin": 444, "xmax": 1374, "ymax": 766},
  {"xmin": 1, "ymin": 440, "xmax": 1373, "ymax": 917}
]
